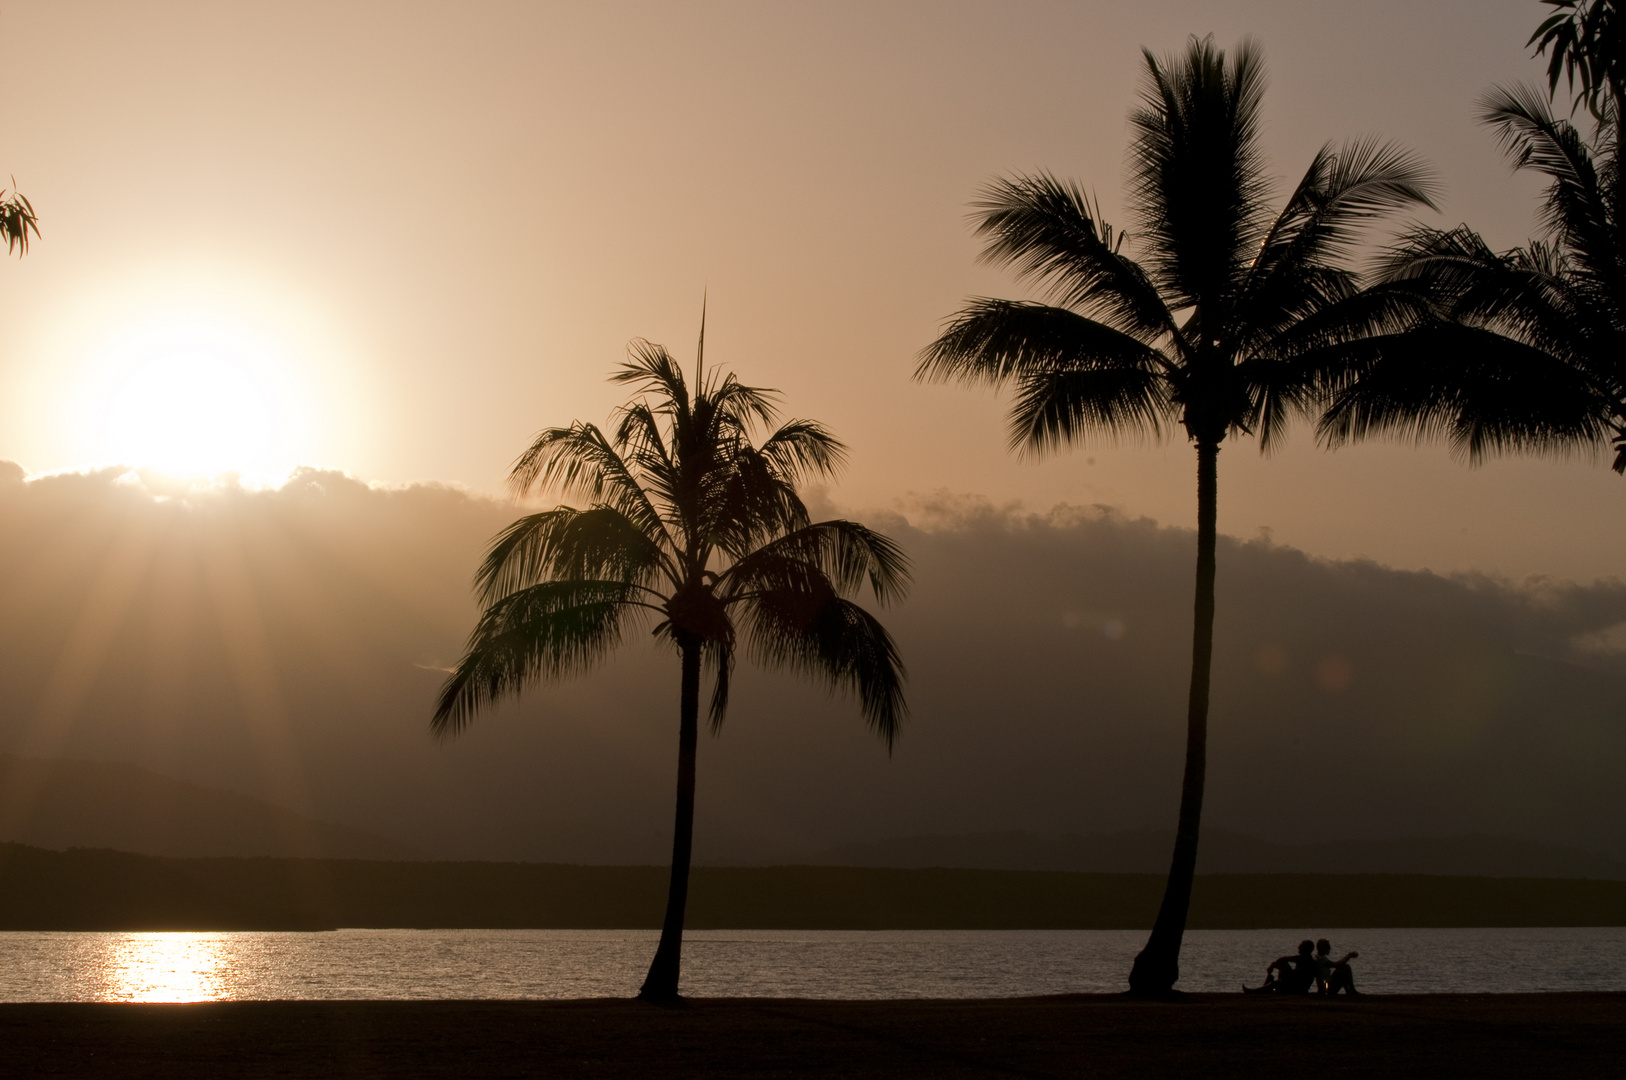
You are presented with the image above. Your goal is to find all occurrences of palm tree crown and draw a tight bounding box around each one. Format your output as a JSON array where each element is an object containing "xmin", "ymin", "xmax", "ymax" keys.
[
  {"xmin": 1321, "ymin": 86, "xmax": 1622, "ymax": 470},
  {"xmin": 921, "ymin": 39, "xmax": 1434, "ymax": 453},
  {"xmin": 434, "ymin": 330, "xmax": 908, "ymax": 999},
  {"xmin": 917, "ymin": 36, "xmax": 1434, "ymax": 994}
]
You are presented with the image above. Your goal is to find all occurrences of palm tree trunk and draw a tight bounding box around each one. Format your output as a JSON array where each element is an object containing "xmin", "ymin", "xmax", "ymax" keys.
[
  {"xmin": 638, "ymin": 636, "xmax": 702, "ymax": 1001},
  {"xmin": 1127, "ymin": 438, "xmax": 1218, "ymax": 995}
]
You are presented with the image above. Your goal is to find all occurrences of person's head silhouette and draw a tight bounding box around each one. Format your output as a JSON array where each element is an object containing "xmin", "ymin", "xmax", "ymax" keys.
[
  {"xmin": 1298, "ymin": 940, "xmax": 1315, "ymax": 957},
  {"xmin": 1316, "ymin": 939, "xmax": 1332, "ymax": 957}
]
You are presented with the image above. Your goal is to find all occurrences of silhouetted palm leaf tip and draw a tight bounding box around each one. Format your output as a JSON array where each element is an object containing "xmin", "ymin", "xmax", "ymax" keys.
[
  {"xmin": 431, "ymin": 337, "xmax": 910, "ymax": 745},
  {"xmin": 1530, "ymin": 0, "xmax": 1626, "ymax": 123},
  {"xmin": 1320, "ymin": 83, "xmax": 1626, "ymax": 469},
  {"xmin": 915, "ymin": 36, "xmax": 1432, "ymax": 995},
  {"xmin": 0, "ymin": 181, "xmax": 39, "ymax": 256}
]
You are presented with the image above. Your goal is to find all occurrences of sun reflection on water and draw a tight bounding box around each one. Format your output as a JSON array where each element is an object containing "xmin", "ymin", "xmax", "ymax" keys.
[{"xmin": 95, "ymin": 933, "xmax": 231, "ymax": 1003}]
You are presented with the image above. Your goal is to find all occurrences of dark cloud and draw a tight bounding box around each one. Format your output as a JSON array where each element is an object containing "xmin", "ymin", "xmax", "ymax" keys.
[{"xmin": 0, "ymin": 467, "xmax": 1621, "ymax": 862}]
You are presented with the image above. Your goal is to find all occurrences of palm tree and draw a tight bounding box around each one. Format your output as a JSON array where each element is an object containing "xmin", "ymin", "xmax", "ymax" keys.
[
  {"xmin": 915, "ymin": 37, "xmax": 1434, "ymax": 994},
  {"xmin": 1319, "ymin": 86, "xmax": 1620, "ymax": 470},
  {"xmin": 432, "ymin": 322, "xmax": 909, "ymax": 1001}
]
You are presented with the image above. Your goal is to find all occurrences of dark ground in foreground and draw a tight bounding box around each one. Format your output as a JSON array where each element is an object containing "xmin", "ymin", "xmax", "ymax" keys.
[{"xmin": 2, "ymin": 994, "xmax": 1619, "ymax": 1079}]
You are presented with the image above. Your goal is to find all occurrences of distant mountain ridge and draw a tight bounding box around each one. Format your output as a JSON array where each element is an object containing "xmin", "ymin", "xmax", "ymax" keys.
[
  {"xmin": 808, "ymin": 830, "xmax": 1626, "ymax": 880},
  {"xmin": 0, "ymin": 755, "xmax": 423, "ymax": 860},
  {"xmin": 2, "ymin": 754, "xmax": 1621, "ymax": 878}
]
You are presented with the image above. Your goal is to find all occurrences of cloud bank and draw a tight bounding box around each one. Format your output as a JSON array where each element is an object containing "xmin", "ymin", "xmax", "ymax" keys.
[{"xmin": 0, "ymin": 466, "xmax": 1621, "ymax": 861}]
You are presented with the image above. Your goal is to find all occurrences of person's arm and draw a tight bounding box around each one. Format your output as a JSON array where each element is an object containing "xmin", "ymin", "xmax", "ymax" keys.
[{"xmin": 1337, "ymin": 952, "xmax": 1358, "ymax": 965}]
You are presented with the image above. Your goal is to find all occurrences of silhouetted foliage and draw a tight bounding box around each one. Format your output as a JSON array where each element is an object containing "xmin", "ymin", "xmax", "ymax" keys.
[
  {"xmin": 1322, "ymin": 87, "xmax": 1626, "ymax": 471},
  {"xmin": 0, "ymin": 182, "xmax": 38, "ymax": 256},
  {"xmin": 917, "ymin": 36, "xmax": 1433, "ymax": 994},
  {"xmin": 1531, "ymin": 0, "xmax": 1626, "ymax": 126},
  {"xmin": 434, "ymin": 320, "xmax": 908, "ymax": 1000}
]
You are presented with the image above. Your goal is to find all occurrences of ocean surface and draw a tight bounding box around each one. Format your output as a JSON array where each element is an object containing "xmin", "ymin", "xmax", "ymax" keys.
[{"xmin": 1, "ymin": 927, "xmax": 1621, "ymax": 1002}]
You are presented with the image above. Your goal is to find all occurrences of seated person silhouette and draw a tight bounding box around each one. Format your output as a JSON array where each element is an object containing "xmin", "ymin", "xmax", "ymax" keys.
[
  {"xmin": 1314, "ymin": 938, "xmax": 1359, "ymax": 995},
  {"xmin": 1242, "ymin": 939, "xmax": 1317, "ymax": 994}
]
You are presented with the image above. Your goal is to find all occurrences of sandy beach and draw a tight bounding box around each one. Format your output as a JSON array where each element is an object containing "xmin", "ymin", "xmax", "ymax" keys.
[{"xmin": 2, "ymin": 993, "xmax": 1619, "ymax": 1078}]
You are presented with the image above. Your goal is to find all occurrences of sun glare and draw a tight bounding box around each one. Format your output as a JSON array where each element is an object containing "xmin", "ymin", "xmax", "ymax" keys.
[
  {"xmin": 103, "ymin": 345, "xmax": 278, "ymax": 475},
  {"xmin": 85, "ymin": 305, "xmax": 312, "ymax": 479}
]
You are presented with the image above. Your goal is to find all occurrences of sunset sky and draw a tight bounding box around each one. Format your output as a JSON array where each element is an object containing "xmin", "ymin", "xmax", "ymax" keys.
[
  {"xmin": 0, "ymin": 1, "xmax": 1623, "ymax": 867},
  {"xmin": 2, "ymin": 0, "xmax": 1621, "ymax": 583}
]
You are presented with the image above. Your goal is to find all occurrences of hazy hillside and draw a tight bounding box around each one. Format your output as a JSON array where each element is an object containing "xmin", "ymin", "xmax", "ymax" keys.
[
  {"xmin": 811, "ymin": 830, "xmax": 1626, "ymax": 880},
  {"xmin": 2, "ymin": 472, "xmax": 1624, "ymax": 864},
  {"xmin": 4, "ymin": 752, "xmax": 1621, "ymax": 879},
  {"xmin": 0, "ymin": 755, "xmax": 422, "ymax": 859}
]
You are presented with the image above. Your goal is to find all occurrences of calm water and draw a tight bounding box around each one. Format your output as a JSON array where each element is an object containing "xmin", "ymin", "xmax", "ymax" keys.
[{"xmin": 0, "ymin": 927, "xmax": 1620, "ymax": 1003}]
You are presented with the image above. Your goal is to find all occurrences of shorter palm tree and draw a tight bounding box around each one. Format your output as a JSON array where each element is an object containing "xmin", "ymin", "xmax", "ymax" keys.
[{"xmin": 433, "ymin": 326, "xmax": 909, "ymax": 1000}]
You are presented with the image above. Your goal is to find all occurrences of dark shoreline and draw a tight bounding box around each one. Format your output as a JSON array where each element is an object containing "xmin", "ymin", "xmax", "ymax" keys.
[
  {"xmin": 4, "ymin": 993, "xmax": 1620, "ymax": 1078},
  {"xmin": 3, "ymin": 843, "xmax": 1623, "ymax": 930}
]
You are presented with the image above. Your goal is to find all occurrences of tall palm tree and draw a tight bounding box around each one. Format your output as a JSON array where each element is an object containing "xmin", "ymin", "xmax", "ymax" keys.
[
  {"xmin": 433, "ymin": 323, "xmax": 909, "ymax": 1001},
  {"xmin": 915, "ymin": 37, "xmax": 1434, "ymax": 994},
  {"xmin": 1319, "ymin": 86, "xmax": 1620, "ymax": 469}
]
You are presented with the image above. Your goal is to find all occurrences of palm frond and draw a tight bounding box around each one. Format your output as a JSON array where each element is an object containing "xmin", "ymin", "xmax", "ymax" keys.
[
  {"xmin": 739, "ymin": 589, "xmax": 908, "ymax": 748},
  {"xmin": 1245, "ymin": 137, "xmax": 1438, "ymax": 314},
  {"xmin": 0, "ymin": 187, "xmax": 39, "ymax": 256},
  {"xmin": 508, "ymin": 421, "xmax": 673, "ymax": 547},
  {"xmin": 1318, "ymin": 321, "xmax": 1610, "ymax": 463},
  {"xmin": 1481, "ymin": 84, "xmax": 1618, "ymax": 273},
  {"xmin": 432, "ymin": 580, "xmax": 649, "ymax": 737},
  {"xmin": 917, "ymin": 299, "xmax": 1170, "ymax": 387},
  {"xmin": 1529, "ymin": 0, "xmax": 1626, "ymax": 123},
  {"xmin": 1243, "ymin": 282, "xmax": 1432, "ymax": 389},
  {"xmin": 704, "ymin": 444, "xmax": 811, "ymax": 560},
  {"xmin": 1007, "ymin": 366, "xmax": 1173, "ymax": 455},
  {"xmin": 971, "ymin": 173, "xmax": 1175, "ymax": 339},
  {"xmin": 706, "ymin": 641, "xmax": 733, "ymax": 732},
  {"xmin": 1129, "ymin": 35, "xmax": 1273, "ymax": 310},
  {"xmin": 757, "ymin": 419, "xmax": 848, "ymax": 485},
  {"xmin": 611, "ymin": 340, "xmax": 691, "ymax": 415},
  {"xmin": 705, "ymin": 372, "xmax": 780, "ymax": 433},
  {"xmin": 718, "ymin": 519, "xmax": 911, "ymax": 606},
  {"xmin": 474, "ymin": 506, "xmax": 673, "ymax": 603}
]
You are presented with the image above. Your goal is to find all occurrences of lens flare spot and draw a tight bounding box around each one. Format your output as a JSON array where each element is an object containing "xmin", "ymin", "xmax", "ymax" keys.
[
  {"xmin": 1315, "ymin": 654, "xmax": 1354, "ymax": 693},
  {"xmin": 1256, "ymin": 644, "xmax": 1288, "ymax": 675}
]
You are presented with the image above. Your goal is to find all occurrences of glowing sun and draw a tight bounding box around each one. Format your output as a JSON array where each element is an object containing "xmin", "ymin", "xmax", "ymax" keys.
[{"xmin": 90, "ymin": 307, "xmax": 310, "ymax": 477}]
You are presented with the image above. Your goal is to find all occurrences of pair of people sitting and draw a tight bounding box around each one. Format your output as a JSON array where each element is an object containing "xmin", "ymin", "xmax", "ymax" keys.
[{"xmin": 1243, "ymin": 938, "xmax": 1358, "ymax": 995}]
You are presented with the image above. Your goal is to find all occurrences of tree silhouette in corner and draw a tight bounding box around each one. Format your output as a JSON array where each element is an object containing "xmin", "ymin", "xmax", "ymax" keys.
[
  {"xmin": 0, "ymin": 180, "xmax": 37, "ymax": 256},
  {"xmin": 433, "ymin": 317, "xmax": 908, "ymax": 1001},
  {"xmin": 1322, "ymin": 22, "xmax": 1626, "ymax": 472},
  {"xmin": 916, "ymin": 37, "xmax": 1434, "ymax": 994}
]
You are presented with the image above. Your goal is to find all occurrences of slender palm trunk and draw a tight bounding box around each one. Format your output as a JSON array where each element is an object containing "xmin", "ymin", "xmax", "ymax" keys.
[
  {"xmin": 638, "ymin": 636, "xmax": 702, "ymax": 1001},
  {"xmin": 1127, "ymin": 438, "xmax": 1218, "ymax": 995}
]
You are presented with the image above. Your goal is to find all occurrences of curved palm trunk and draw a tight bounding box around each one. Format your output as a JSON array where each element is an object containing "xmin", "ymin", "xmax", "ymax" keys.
[
  {"xmin": 1127, "ymin": 439, "xmax": 1218, "ymax": 995},
  {"xmin": 638, "ymin": 636, "xmax": 702, "ymax": 1001}
]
